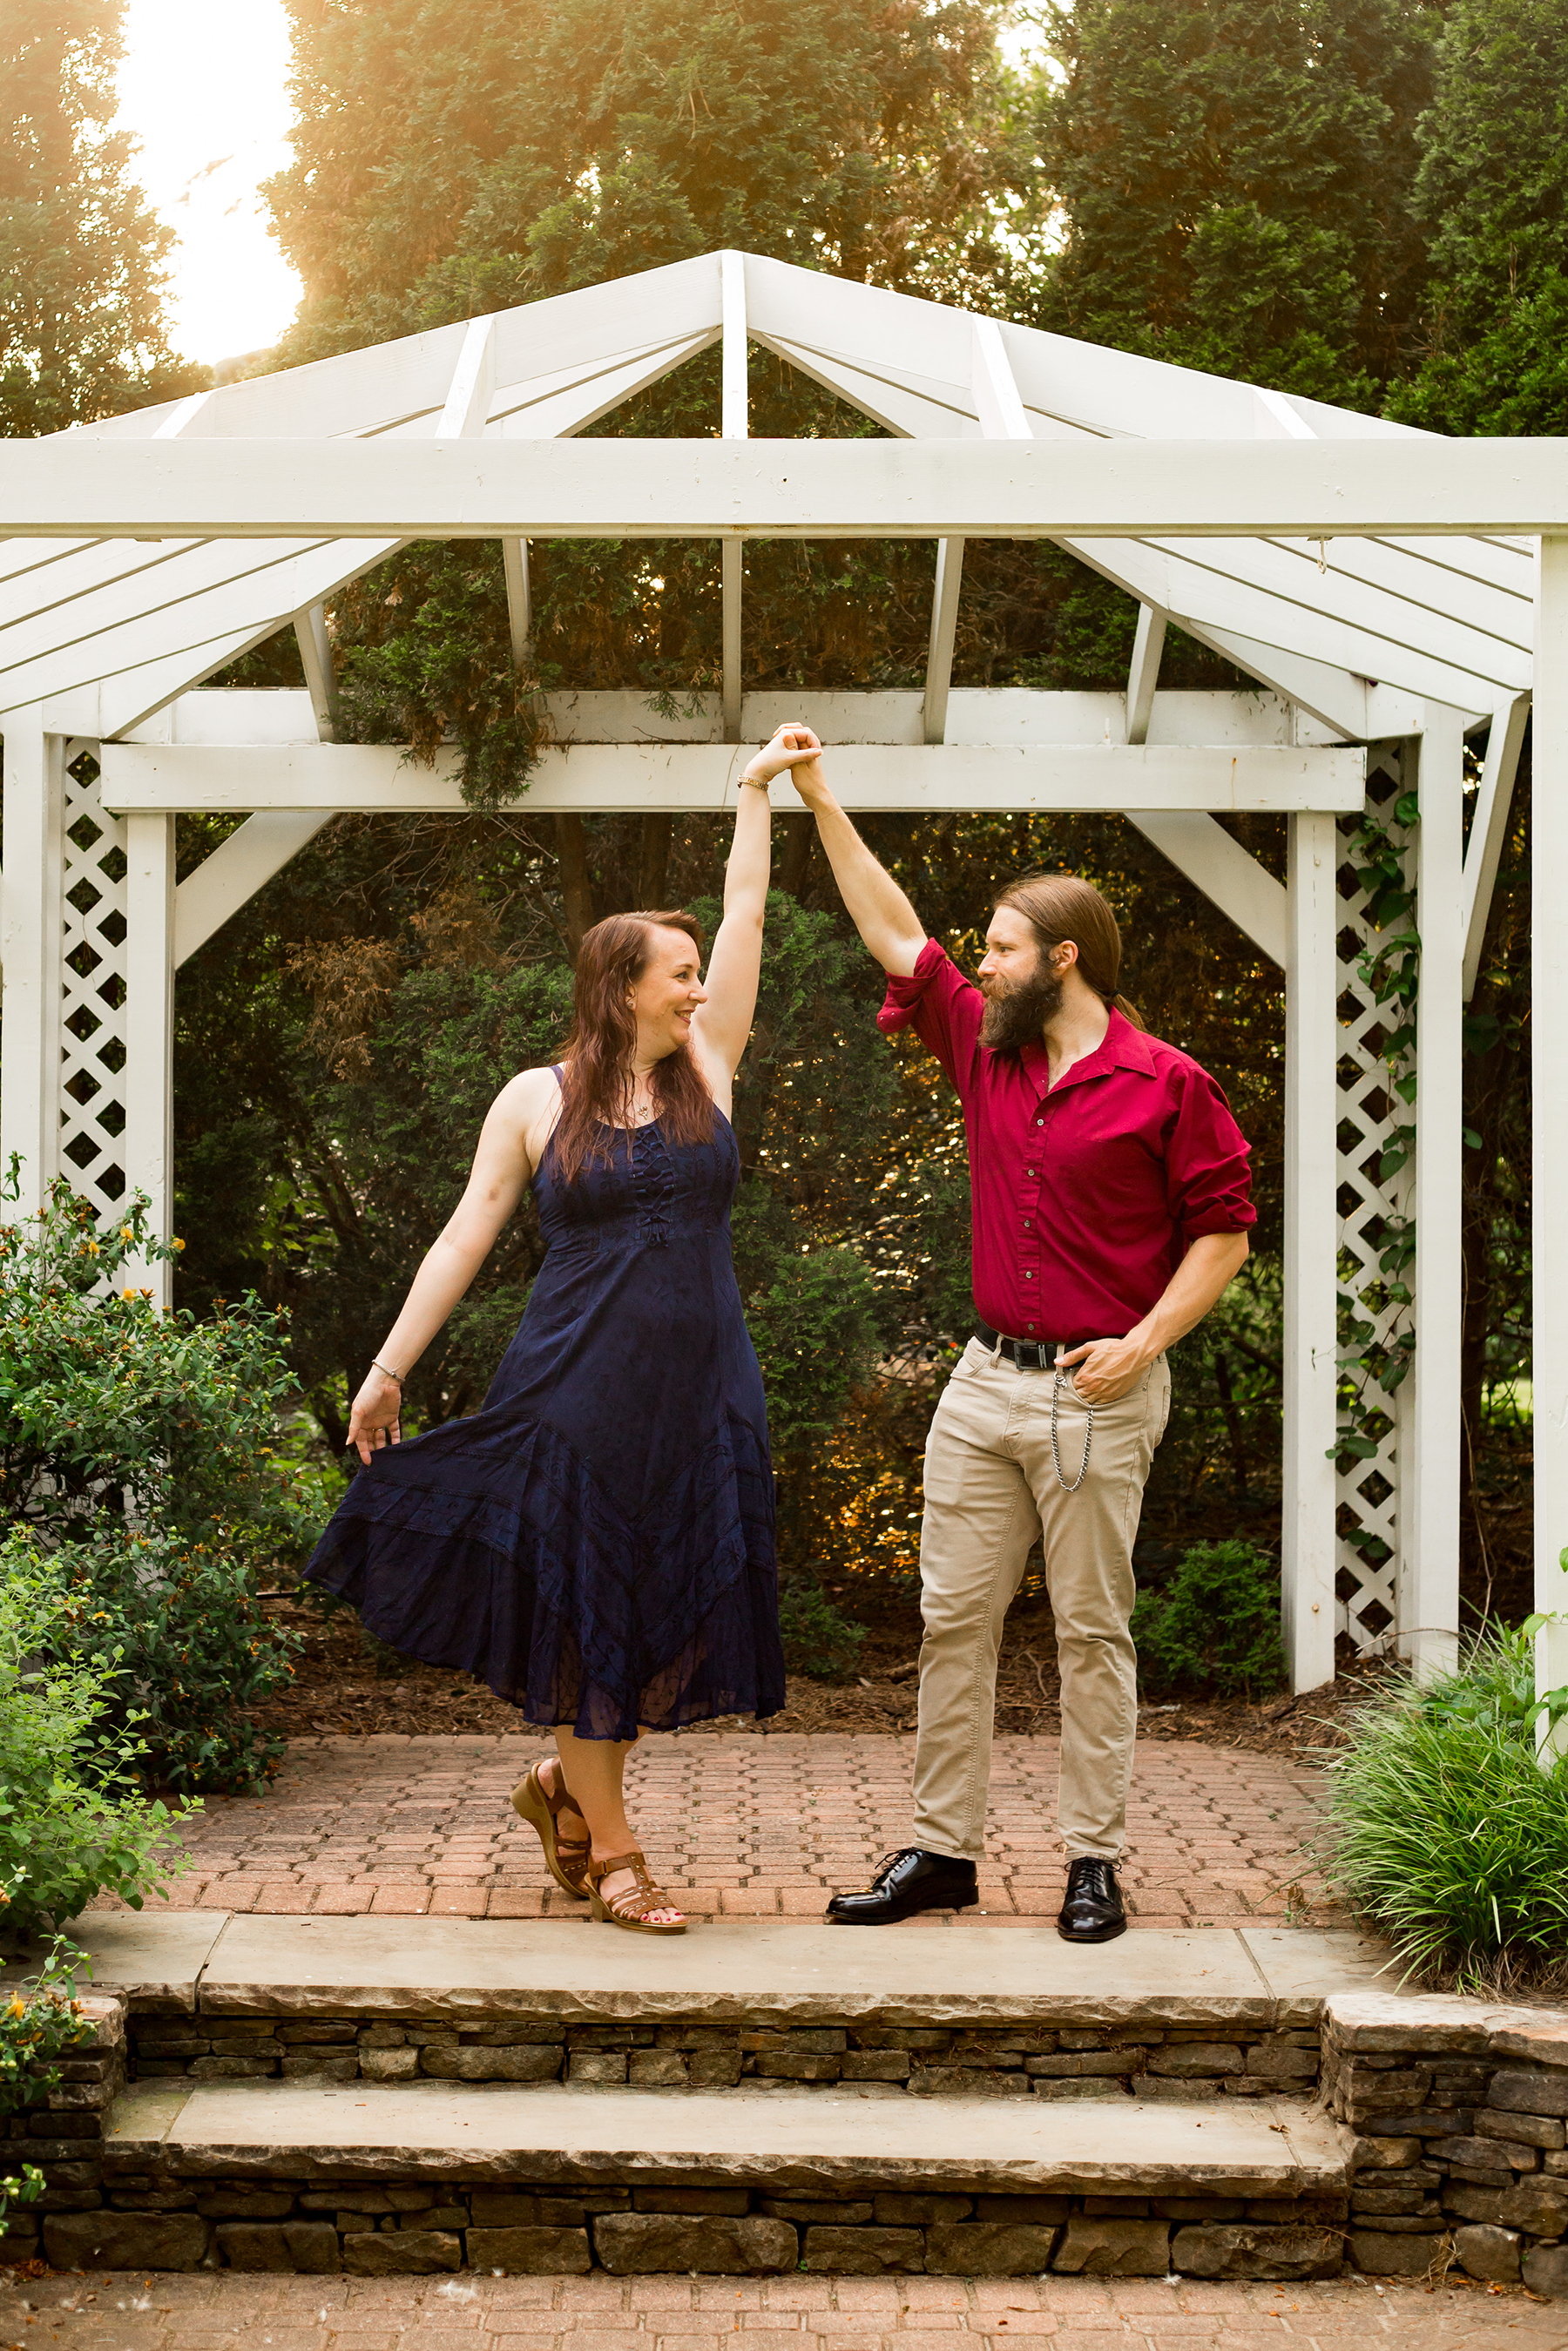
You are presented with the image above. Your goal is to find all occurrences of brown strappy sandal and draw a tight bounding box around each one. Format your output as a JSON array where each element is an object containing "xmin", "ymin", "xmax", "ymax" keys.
[
  {"xmin": 510, "ymin": 1760, "xmax": 591, "ymax": 1898},
  {"xmin": 587, "ymin": 1849, "xmax": 687, "ymax": 1936}
]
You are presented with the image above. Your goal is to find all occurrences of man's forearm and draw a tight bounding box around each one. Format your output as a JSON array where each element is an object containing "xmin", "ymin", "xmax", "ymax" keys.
[
  {"xmin": 1130, "ymin": 1232, "xmax": 1251, "ymax": 1361},
  {"xmin": 799, "ymin": 771, "xmax": 927, "ymax": 977}
]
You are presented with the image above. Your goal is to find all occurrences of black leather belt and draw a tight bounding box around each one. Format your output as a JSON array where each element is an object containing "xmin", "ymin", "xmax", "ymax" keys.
[{"xmin": 975, "ymin": 1318, "xmax": 1093, "ymax": 1371}]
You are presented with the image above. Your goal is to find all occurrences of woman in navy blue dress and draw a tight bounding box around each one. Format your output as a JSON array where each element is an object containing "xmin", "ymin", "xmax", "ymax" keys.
[{"xmin": 305, "ymin": 726, "xmax": 819, "ymax": 1933}]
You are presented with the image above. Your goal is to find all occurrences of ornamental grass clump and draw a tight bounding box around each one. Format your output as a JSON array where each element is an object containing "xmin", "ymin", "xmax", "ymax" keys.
[{"xmin": 1321, "ymin": 1625, "xmax": 1568, "ymax": 1993}]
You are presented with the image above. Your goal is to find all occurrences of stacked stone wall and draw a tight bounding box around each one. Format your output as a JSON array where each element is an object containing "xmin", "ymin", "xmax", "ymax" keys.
[
  {"xmin": 30, "ymin": 2175, "xmax": 1348, "ymax": 2281},
  {"xmin": 126, "ymin": 2015, "xmax": 1321, "ymax": 2102},
  {"xmin": 1322, "ymin": 1993, "xmax": 1568, "ymax": 2296}
]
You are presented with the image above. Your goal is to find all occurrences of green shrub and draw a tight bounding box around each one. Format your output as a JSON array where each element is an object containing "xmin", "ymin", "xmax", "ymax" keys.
[
  {"xmin": 0, "ymin": 1169, "xmax": 314, "ymax": 1793},
  {"xmin": 776, "ymin": 1569, "xmax": 867, "ymax": 1680},
  {"xmin": 1132, "ymin": 1540, "xmax": 1288, "ymax": 1699},
  {"xmin": 0, "ymin": 1550, "xmax": 192, "ymax": 1939},
  {"xmin": 1322, "ymin": 1626, "xmax": 1568, "ymax": 1990},
  {"xmin": 26, "ymin": 1526, "xmax": 300, "ymax": 1795},
  {"xmin": 0, "ymin": 1923, "xmax": 93, "ymax": 2228},
  {"xmin": 0, "ymin": 1167, "xmax": 318, "ymax": 1565}
]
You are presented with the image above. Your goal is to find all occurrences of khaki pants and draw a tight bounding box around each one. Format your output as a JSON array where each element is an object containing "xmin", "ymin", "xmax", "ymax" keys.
[{"xmin": 911, "ymin": 1338, "xmax": 1171, "ymax": 1863}]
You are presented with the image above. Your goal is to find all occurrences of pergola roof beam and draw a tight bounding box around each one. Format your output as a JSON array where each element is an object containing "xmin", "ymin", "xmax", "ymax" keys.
[
  {"xmin": 721, "ymin": 251, "xmax": 747, "ymax": 743},
  {"xmin": 98, "ymin": 738, "xmax": 1367, "ymax": 816},
  {"xmin": 1124, "ymin": 809, "xmax": 1287, "ymax": 964},
  {"xmin": 8, "ymin": 435, "xmax": 1562, "ymax": 540},
  {"xmin": 1462, "ymin": 692, "xmax": 1531, "ymax": 999},
  {"xmin": 1125, "ymin": 605, "xmax": 1166, "ymax": 746}
]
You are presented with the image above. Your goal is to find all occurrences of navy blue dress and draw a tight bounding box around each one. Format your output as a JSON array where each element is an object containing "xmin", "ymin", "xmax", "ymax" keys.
[{"xmin": 303, "ymin": 1099, "xmax": 784, "ymax": 1739}]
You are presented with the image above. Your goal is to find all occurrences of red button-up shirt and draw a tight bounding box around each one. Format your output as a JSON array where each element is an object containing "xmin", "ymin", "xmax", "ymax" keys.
[{"xmin": 878, "ymin": 941, "xmax": 1256, "ymax": 1342}]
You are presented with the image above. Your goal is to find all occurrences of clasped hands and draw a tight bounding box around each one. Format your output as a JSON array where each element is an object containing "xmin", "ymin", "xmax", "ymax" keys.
[{"xmin": 745, "ymin": 722, "xmax": 826, "ymax": 794}]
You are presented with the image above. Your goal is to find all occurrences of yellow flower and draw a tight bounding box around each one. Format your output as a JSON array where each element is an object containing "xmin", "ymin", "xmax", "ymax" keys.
[
  {"xmin": 119, "ymin": 1226, "xmax": 133, "ymax": 1241},
  {"xmin": 6, "ymin": 1997, "xmax": 24, "ymax": 2021},
  {"xmin": 173, "ymin": 1238, "xmax": 186, "ymax": 1253},
  {"xmin": 122, "ymin": 1287, "xmax": 138, "ymax": 1301}
]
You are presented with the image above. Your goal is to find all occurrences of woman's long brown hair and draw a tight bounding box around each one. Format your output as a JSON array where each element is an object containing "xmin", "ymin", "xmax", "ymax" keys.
[{"xmin": 551, "ymin": 910, "xmax": 717, "ymax": 1185}]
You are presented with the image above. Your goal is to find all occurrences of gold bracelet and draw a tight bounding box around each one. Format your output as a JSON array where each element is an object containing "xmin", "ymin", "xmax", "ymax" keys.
[
  {"xmin": 739, "ymin": 769, "xmax": 770, "ymax": 791},
  {"xmin": 370, "ymin": 1358, "xmax": 403, "ymax": 1386}
]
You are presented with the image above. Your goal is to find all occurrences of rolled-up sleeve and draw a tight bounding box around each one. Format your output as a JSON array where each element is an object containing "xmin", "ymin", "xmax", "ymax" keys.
[
  {"xmin": 1164, "ymin": 1065, "xmax": 1257, "ymax": 1242},
  {"xmin": 875, "ymin": 939, "xmax": 984, "ymax": 1094}
]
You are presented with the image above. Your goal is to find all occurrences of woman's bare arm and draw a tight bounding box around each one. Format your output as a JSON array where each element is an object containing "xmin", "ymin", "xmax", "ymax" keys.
[
  {"xmin": 692, "ymin": 726, "xmax": 821, "ymax": 1095},
  {"xmin": 345, "ymin": 1066, "xmax": 558, "ymax": 1463}
]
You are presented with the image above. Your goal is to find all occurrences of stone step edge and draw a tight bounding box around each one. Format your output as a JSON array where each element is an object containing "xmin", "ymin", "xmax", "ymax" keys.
[
  {"xmin": 64, "ymin": 1911, "xmax": 1393, "ymax": 2029},
  {"xmin": 105, "ymin": 2076, "xmax": 1352, "ymax": 2198}
]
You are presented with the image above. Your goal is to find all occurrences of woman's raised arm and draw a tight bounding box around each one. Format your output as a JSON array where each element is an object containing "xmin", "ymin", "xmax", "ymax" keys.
[{"xmin": 693, "ymin": 725, "xmax": 820, "ymax": 1084}]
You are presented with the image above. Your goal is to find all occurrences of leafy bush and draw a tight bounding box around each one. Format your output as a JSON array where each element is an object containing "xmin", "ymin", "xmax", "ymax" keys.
[
  {"xmin": 24, "ymin": 1526, "xmax": 300, "ymax": 1795},
  {"xmin": 0, "ymin": 1169, "xmax": 318, "ymax": 1567},
  {"xmin": 1132, "ymin": 1540, "xmax": 1287, "ymax": 1699},
  {"xmin": 0, "ymin": 1550, "xmax": 192, "ymax": 1939},
  {"xmin": 0, "ymin": 1924, "xmax": 92, "ymax": 2229},
  {"xmin": 776, "ymin": 1569, "xmax": 867, "ymax": 1680},
  {"xmin": 1322, "ymin": 1626, "xmax": 1568, "ymax": 1990},
  {"xmin": 0, "ymin": 1170, "xmax": 315, "ymax": 1792}
]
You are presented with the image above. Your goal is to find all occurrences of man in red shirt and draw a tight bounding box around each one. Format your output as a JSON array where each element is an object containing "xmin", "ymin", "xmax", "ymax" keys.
[{"xmin": 791, "ymin": 742, "xmax": 1255, "ymax": 1942}]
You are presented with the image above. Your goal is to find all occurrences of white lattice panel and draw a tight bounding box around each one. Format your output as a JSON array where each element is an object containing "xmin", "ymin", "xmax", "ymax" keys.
[
  {"xmin": 1334, "ymin": 747, "xmax": 1413, "ymax": 1651},
  {"xmin": 58, "ymin": 755, "xmax": 130, "ymax": 1219}
]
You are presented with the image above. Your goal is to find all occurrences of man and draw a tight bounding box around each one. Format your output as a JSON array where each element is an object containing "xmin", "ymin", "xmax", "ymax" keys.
[{"xmin": 790, "ymin": 738, "xmax": 1254, "ymax": 1943}]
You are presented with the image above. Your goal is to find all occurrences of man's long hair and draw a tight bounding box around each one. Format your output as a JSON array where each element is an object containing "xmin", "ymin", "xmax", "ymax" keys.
[
  {"xmin": 551, "ymin": 911, "xmax": 717, "ymax": 1185},
  {"xmin": 994, "ymin": 873, "xmax": 1146, "ymax": 1030}
]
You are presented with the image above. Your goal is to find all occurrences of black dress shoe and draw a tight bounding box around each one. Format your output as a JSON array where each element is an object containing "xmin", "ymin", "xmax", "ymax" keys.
[
  {"xmin": 826, "ymin": 1848, "xmax": 978, "ymax": 1925},
  {"xmin": 1057, "ymin": 1856, "xmax": 1126, "ymax": 1943}
]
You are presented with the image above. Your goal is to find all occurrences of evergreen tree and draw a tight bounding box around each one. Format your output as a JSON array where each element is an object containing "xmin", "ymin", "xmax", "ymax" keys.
[
  {"xmin": 267, "ymin": 0, "xmax": 1016, "ymax": 355},
  {"xmin": 0, "ymin": 0, "xmax": 195, "ymax": 435},
  {"xmin": 1020, "ymin": 0, "xmax": 1438, "ymax": 401},
  {"xmin": 1389, "ymin": 0, "xmax": 1568, "ymax": 431}
]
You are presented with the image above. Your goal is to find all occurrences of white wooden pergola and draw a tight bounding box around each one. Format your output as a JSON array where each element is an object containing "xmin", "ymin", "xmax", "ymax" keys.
[{"xmin": 1, "ymin": 251, "xmax": 1563, "ymax": 1704}]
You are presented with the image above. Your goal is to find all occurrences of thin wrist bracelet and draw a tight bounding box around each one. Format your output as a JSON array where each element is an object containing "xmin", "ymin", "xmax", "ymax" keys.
[
  {"xmin": 739, "ymin": 768, "xmax": 770, "ymax": 790},
  {"xmin": 371, "ymin": 1359, "xmax": 404, "ymax": 1386}
]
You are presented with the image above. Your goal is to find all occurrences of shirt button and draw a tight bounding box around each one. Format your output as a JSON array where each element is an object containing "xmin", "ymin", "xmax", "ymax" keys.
[
  {"xmin": 1026, "ymin": 1322, "xmax": 1036, "ymax": 1332},
  {"xmin": 1024, "ymin": 1167, "xmax": 1035, "ymax": 1177},
  {"xmin": 1024, "ymin": 1219, "xmax": 1032, "ymax": 1229},
  {"xmin": 1024, "ymin": 1270, "xmax": 1034, "ymax": 1280},
  {"xmin": 1035, "ymin": 1119, "xmax": 1044, "ymax": 1128}
]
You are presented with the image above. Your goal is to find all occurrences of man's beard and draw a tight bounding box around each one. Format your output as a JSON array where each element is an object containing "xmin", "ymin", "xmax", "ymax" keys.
[{"xmin": 979, "ymin": 963, "xmax": 1064, "ymax": 1052}]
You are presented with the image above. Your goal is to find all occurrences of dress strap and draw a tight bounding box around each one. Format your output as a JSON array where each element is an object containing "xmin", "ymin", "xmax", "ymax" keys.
[{"xmin": 551, "ymin": 1064, "xmax": 564, "ymax": 1089}]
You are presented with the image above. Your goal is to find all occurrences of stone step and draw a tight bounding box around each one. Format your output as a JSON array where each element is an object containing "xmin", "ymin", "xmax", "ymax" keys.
[
  {"xmin": 75, "ymin": 1910, "xmax": 1389, "ymax": 2029},
  {"xmin": 84, "ymin": 2071, "xmax": 1351, "ymax": 2282},
  {"xmin": 109, "ymin": 2072, "xmax": 1350, "ymax": 2193}
]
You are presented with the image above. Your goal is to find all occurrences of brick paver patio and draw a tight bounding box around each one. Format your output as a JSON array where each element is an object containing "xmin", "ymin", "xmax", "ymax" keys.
[
  {"xmin": 4, "ymin": 2266, "xmax": 1562, "ymax": 2351},
  {"xmin": 93, "ymin": 1733, "xmax": 1343, "ymax": 1928}
]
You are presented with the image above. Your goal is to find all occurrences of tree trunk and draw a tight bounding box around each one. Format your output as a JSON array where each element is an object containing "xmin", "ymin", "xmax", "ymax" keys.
[
  {"xmin": 555, "ymin": 814, "xmax": 598, "ymax": 956},
  {"xmin": 778, "ymin": 812, "xmax": 816, "ymax": 898},
  {"xmin": 637, "ymin": 813, "xmax": 672, "ymax": 909}
]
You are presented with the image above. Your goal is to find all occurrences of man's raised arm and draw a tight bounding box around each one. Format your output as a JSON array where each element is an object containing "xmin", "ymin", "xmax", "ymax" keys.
[{"xmin": 791, "ymin": 741, "xmax": 928, "ymax": 978}]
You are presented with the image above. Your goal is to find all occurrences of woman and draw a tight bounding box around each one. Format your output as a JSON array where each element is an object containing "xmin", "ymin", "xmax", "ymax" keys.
[{"xmin": 304, "ymin": 726, "xmax": 819, "ymax": 1934}]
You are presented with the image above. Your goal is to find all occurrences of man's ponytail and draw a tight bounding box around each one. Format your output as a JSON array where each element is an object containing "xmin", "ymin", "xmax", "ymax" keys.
[{"xmin": 995, "ymin": 873, "xmax": 1140, "ymax": 1025}]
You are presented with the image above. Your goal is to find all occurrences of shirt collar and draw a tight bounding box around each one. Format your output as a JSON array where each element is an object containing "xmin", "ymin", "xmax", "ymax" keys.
[{"xmin": 1021, "ymin": 1006, "xmax": 1154, "ymax": 1096}]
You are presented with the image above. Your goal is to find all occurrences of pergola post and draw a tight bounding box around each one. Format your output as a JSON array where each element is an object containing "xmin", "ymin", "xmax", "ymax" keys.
[
  {"xmin": 0, "ymin": 709, "xmax": 64, "ymax": 1213},
  {"xmin": 1403, "ymin": 709, "xmax": 1465, "ymax": 1676},
  {"xmin": 124, "ymin": 812, "xmax": 177, "ymax": 1302},
  {"xmin": 1534, "ymin": 537, "xmax": 1568, "ymax": 1752},
  {"xmin": 1281, "ymin": 808, "xmax": 1339, "ymax": 1690}
]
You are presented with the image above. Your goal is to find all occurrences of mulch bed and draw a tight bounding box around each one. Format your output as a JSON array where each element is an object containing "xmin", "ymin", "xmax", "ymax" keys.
[{"xmin": 251, "ymin": 1588, "xmax": 1378, "ymax": 1760}]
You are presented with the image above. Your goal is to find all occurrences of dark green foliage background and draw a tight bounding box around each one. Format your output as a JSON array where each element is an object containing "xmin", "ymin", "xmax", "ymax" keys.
[{"xmin": 1, "ymin": 0, "xmax": 1552, "ymax": 1648}]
